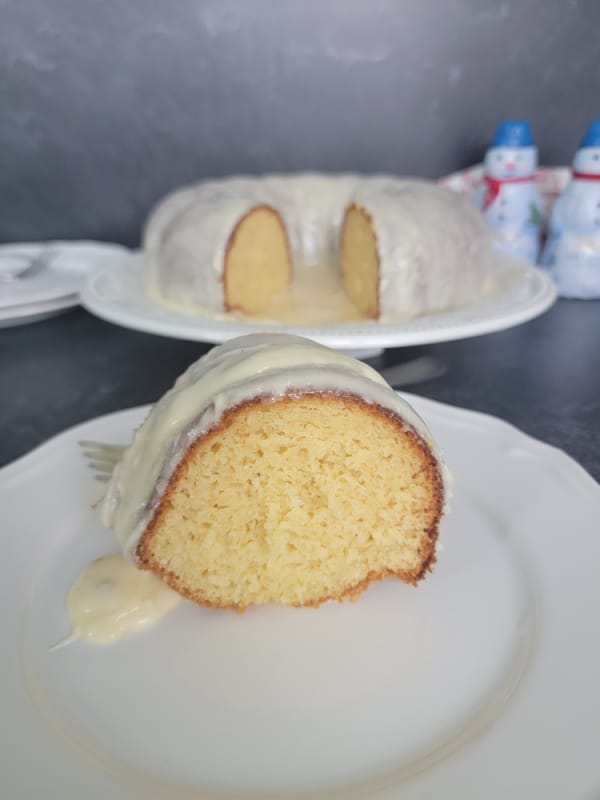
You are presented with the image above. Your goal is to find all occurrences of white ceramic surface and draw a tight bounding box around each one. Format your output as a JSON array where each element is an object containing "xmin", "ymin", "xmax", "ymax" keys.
[
  {"xmin": 0, "ymin": 294, "xmax": 78, "ymax": 328},
  {"xmin": 81, "ymin": 254, "xmax": 556, "ymax": 348},
  {"xmin": 0, "ymin": 241, "xmax": 130, "ymax": 310},
  {"xmin": 1, "ymin": 397, "xmax": 599, "ymax": 799}
]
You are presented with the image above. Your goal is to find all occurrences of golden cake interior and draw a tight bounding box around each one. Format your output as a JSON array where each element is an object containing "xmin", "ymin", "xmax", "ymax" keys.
[
  {"xmin": 223, "ymin": 204, "xmax": 292, "ymax": 315},
  {"xmin": 137, "ymin": 393, "xmax": 443, "ymax": 610},
  {"xmin": 340, "ymin": 203, "xmax": 380, "ymax": 319}
]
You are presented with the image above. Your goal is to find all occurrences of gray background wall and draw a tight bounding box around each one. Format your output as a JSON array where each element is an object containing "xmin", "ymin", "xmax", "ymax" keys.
[{"xmin": 1, "ymin": 0, "xmax": 599, "ymax": 246}]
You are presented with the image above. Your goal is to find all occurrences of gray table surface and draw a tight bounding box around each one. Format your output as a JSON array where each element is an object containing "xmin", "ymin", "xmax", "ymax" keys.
[{"xmin": 1, "ymin": 299, "xmax": 598, "ymax": 481}]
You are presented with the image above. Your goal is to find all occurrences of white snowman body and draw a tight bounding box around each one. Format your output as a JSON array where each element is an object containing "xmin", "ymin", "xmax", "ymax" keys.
[
  {"xmin": 548, "ymin": 147, "xmax": 600, "ymax": 233},
  {"xmin": 475, "ymin": 145, "xmax": 542, "ymax": 262},
  {"xmin": 541, "ymin": 144, "xmax": 600, "ymax": 297}
]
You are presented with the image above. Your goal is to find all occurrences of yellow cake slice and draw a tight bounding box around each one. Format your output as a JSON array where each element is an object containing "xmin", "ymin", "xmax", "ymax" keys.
[{"xmin": 102, "ymin": 334, "xmax": 449, "ymax": 610}]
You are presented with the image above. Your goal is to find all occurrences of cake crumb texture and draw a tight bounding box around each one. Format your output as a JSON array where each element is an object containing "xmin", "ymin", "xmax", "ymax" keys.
[
  {"xmin": 137, "ymin": 393, "xmax": 444, "ymax": 610},
  {"xmin": 340, "ymin": 203, "xmax": 380, "ymax": 318},
  {"xmin": 224, "ymin": 204, "xmax": 292, "ymax": 314}
]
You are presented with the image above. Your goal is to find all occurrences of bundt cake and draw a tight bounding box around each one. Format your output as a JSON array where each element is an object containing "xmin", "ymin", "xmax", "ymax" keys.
[
  {"xmin": 143, "ymin": 174, "xmax": 493, "ymax": 321},
  {"xmin": 101, "ymin": 334, "xmax": 449, "ymax": 610}
]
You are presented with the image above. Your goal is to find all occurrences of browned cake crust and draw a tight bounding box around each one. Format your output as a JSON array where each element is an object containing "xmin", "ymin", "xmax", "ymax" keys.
[
  {"xmin": 135, "ymin": 392, "xmax": 445, "ymax": 611},
  {"xmin": 223, "ymin": 204, "xmax": 293, "ymax": 313}
]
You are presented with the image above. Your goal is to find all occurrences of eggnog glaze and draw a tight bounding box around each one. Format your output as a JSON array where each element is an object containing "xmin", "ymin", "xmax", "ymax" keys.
[
  {"xmin": 64, "ymin": 554, "xmax": 181, "ymax": 645},
  {"xmin": 101, "ymin": 334, "xmax": 450, "ymax": 560},
  {"xmin": 144, "ymin": 174, "xmax": 494, "ymax": 319}
]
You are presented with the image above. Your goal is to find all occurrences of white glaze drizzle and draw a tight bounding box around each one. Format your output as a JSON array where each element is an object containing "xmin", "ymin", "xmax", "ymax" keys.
[
  {"xmin": 146, "ymin": 260, "xmax": 366, "ymax": 325},
  {"xmin": 102, "ymin": 334, "xmax": 449, "ymax": 562},
  {"xmin": 63, "ymin": 554, "xmax": 181, "ymax": 645},
  {"xmin": 143, "ymin": 174, "xmax": 493, "ymax": 319}
]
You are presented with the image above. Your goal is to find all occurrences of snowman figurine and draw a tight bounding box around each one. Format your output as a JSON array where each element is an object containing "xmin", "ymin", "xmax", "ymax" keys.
[
  {"xmin": 474, "ymin": 120, "xmax": 542, "ymax": 263},
  {"xmin": 540, "ymin": 119, "xmax": 600, "ymax": 297}
]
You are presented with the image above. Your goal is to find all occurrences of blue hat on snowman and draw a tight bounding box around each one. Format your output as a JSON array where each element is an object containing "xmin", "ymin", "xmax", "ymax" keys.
[
  {"xmin": 491, "ymin": 120, "xmax": 534, "ymax": 148},
  {"xmin": 579, "ymin": 120, "xmax": 600, "ymax": 148}
]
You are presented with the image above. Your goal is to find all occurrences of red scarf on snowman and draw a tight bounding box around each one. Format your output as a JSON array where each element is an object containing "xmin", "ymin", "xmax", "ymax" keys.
[
  {"xmin": 572, "ymin": 171, "xmax": 600, "ymax": 180},
  {"xmin": 482, "ymin": 174, "xmax": 535, "ymax": 210}
]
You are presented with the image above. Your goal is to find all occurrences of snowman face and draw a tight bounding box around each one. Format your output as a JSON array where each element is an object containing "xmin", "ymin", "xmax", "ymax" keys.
[
  {"xmin": 572, "ymin": 146, "xmax": 600, "ymax": 174},
  {"xmin": 485, "ymin": 146, "xmax": 537, "ymax": 179}
]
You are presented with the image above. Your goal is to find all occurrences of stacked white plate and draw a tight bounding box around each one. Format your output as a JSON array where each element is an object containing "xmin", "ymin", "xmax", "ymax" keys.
[{"xmin": 0, "ymin": 241, "xmax": 131, "ymax": 328}]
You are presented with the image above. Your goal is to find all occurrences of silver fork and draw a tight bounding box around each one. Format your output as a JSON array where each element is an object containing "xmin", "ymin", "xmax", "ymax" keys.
[
  {"xmin": 79, "ymin": 356, "xmax": 446, "ymax": 480},
  {"xmin": 79, "ymin": 440, "xmax": 124, "ymax": 482}
]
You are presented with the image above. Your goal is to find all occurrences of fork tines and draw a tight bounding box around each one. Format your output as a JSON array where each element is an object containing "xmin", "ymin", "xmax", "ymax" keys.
[{"xmin": 79, "ymin": 440, "xmax": 125, "ymax": 482}]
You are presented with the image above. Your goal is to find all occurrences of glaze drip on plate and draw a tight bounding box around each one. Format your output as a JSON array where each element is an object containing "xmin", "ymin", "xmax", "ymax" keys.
[{"xmin": 61, "ymin": 554, "xmax": 181, "ymax": 646}]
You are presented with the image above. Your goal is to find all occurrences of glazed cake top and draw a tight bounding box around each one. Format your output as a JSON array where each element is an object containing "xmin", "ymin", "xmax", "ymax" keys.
[
  {"xmin": 101, "ymin": 333, "xmax": 449, "ymax": 559},
  {"xmin": 144, "ymin": 174, "xmax": 493, "ymax": 319}
]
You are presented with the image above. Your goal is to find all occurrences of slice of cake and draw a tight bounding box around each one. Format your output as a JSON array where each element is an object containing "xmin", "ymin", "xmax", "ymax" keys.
[{"xmin": 102, "ymin": 334, "xmax": 449, "ymax": 610}]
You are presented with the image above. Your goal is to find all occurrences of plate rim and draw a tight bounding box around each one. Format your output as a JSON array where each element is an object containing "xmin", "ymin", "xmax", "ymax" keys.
[
  {"xmin": 0, "ymin": 293, "xmax": 79, "ymax": 321},
  {"xmin": 80, "ymin": 255, "xmax": 557, "ymax": 348},
  {"xmin": 0, "ymin": 241, "xmax": 130, "ymax": 311}
]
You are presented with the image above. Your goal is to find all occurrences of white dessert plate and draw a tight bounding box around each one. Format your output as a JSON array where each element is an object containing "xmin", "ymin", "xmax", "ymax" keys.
[
  {"xmin": 81, "ymin": 254, "xmax": 556, "ymax": 349},
  {"xmin": 0, "ymin": 294, "xmax": 78, "ymax": 328},
  {"xmin": 1, "ymin": 397, "xmax": 599, "ymax": 799},
  {"xmin": 0, "ymin": 241, "xmax": 129, "ymax": 311}
]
